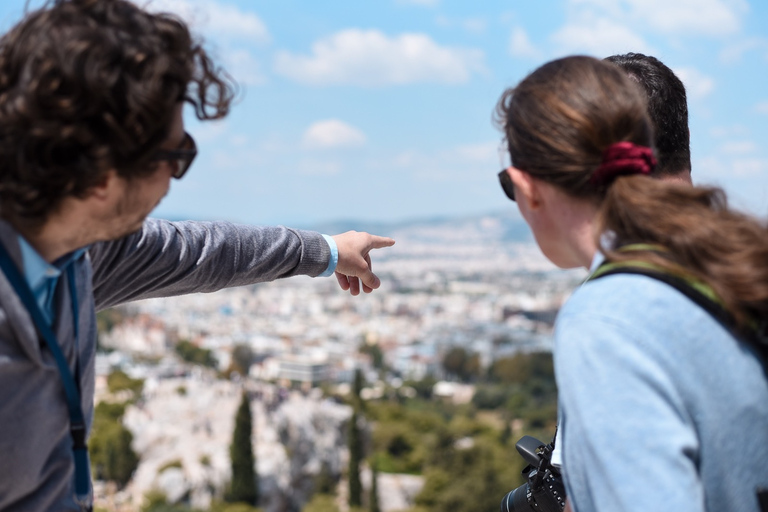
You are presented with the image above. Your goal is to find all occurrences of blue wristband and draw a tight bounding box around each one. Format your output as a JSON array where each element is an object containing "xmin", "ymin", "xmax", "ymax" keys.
[{"xmin": 319, "ymin": 234, "xmax": 338, "ymax": 277}]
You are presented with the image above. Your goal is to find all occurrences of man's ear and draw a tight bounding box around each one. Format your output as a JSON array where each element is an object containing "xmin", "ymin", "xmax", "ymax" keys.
[
  {"xmin": 85, "ymin": 170, "xmax": 120, "ymax": 201},
  {"xmin": 508, "ymin": 167, "xmax": 541, "ymax": 210}
]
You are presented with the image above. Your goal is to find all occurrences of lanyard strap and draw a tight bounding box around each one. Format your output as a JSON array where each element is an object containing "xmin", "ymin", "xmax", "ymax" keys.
[{"xmin": 0, "ymin": 242, "xmax": 92, "ymax": 508}]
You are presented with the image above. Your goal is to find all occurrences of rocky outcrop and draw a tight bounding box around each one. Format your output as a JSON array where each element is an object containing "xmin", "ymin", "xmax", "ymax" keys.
[{"xmin": 119, "ymin": 376, "xmax": 353, "ymax": 512}]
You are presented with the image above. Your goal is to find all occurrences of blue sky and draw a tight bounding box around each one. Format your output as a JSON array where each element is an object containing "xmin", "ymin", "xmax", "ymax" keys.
[{"xmin": 1, "ymin": 0, "xmax": 767, "ymax": 227}]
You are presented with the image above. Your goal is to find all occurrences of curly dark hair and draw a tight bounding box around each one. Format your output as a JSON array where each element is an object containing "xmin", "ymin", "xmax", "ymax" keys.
[{"xmin": 0, "ymin": 0, "xmax": 236, "ymax": 224}]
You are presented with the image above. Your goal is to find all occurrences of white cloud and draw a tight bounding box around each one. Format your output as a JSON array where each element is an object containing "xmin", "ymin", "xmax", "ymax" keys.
[
  {"xmin": 190, "ymin": 119, "xmax": 229, "ymax": 143},
  {"xmin": 452, "ymin": 142, "xmax": 498, "ymax": 164},
  {"xmin": 552, "ymin": 17, "xmax": 651, "ymax": 56},
  {"xmin": 757, "ymin": 102, "xmax": 768, "ymax": 115},
  {"xmin": 392, "ymin": 141, "xmax": 498, "ymax": 181},
  {"xmin": 302, "ymin": 120, "xmax": 367, "ymax": 150},
  {"xmin": 674, "ymin": 68, "xmax": 715, "ymax": 100},
  {"xmin": 710, "ymin": 124, "xmax": 749, "ymax": 138},
  {"xmin": 509, "ymin": 27, "xmax": 542, "ymax": 59},
  {"xmin": 462, "ymin": 18, "xmax": 488, "ymax": 34},
  {"xmin": 720, "ymin": 141, "xmax": 757, "ymax": 155},
  {"xmin": 274, "ymin": 29, "xmax": 485, "ymax": 86},
  {"xmin": 144, "ymin": 0, "xmax": 270, "ymax": 43},
  {"xmin": 562, "ymin": 0, "xmax": 747, "ymax": 38},
  {"xmin": 396, "ymin": 0, "xmax": 439, "ymax": 6},
  {"xmin": 223, "ymin": 49, "xmax": 266, "ymax": 86},
  {"xmin": 719, "ymin": 37, "xmax": 768, "ymax": 63},
  {"xmin": 624, "ymin": 0, "xmax": 747, "ymax": 36},
  {"xmin": 731, "ymin": 158, "xmax": 768, "ymax": 177},
  {"xmin": 436, "ymin": 16, "xmax": 487, "ymax": 34},
  {"xmin": 297, "ymin": 159, "xmax": 343, "ymax": 176}
]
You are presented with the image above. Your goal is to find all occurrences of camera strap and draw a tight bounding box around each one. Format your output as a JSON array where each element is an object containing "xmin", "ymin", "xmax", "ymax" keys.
[
  {"xmin": 588, "ymin": 257, "xmax": 768, "ymax": 367},
  {"xmin": 0, "ymin": 242, "xmax": 93, "ymax": 511}
]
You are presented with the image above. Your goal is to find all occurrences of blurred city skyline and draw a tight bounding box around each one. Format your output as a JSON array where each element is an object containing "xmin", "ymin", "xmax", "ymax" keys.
[{"xmin": 2, "ymin": 0, "xmax": 766, "ymax": 227}]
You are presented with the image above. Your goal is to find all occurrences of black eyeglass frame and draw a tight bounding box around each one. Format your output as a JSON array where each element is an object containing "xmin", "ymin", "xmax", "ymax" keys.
[
  {"xmin": 498, "ymin": 169, "xmax": 516, "ymax": 202},
  {"xmin": 150, "ymin": 132, "xmax": 197, "ymax": 179}
]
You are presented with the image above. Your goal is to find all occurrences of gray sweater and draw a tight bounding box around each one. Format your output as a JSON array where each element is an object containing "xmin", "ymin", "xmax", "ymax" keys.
[{"xmin": 0, "ymin": 218, "xmax": 330, "ymax": 511}]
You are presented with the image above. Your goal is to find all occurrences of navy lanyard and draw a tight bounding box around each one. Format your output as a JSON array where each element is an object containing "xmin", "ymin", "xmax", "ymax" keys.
[{"xmin": 0, "ymin": 242, "xmax": 92, "ymax": 509}]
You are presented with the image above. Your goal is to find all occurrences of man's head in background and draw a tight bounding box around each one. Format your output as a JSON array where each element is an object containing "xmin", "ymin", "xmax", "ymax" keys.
[{"xmin": 605, "ymin": 53, "xmax": 692, "ymax": 184}]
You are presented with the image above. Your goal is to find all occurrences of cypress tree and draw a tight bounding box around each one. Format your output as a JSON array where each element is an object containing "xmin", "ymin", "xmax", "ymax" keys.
[
  {"xmin": 369, "ymin": 459, "xmax": 380, "ymax": 512},
  {"xmin": 353, "ymin": 368, "xmax": 364, "ymax": 409},
  {"xmin": 348, "ymin": 408, "xmax": 363, "ymax": 507},
  {"xmin": 228, "ymin": 391, "xmax": 258, "ymax": 505}
]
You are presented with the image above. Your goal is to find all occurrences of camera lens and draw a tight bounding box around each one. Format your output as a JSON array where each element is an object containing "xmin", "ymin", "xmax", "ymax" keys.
[{"xmin": 500, "ymin": 483, "xmax": 533, "ymax": 512}]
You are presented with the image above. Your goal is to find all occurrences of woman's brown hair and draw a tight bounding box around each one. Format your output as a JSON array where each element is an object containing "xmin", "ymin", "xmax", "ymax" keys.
[
  {"xmin": 495, "ymin": 55, "xmax": 768, "ymax": 329},
  {"xmin": 0, "ymin": 0, "xmax": 236, "ymax": 225}
]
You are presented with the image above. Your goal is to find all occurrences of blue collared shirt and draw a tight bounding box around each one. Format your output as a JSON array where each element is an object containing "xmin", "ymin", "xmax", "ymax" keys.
[
  {"xmin": 320, "ymin": 234, "xmax": 338, "ymax": 277},
  {"xmin": 18, "ymin": 236, "xmax": 85, "ymax": 325}
]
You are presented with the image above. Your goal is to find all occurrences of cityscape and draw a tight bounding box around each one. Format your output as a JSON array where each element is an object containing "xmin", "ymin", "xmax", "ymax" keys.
[{"xmin": 92, "ymin": 212, "xmax": 585, "ymax": 512}]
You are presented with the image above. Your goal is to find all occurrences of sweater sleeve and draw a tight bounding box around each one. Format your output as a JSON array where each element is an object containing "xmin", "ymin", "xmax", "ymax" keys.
[
  {"xmin": 88, "ymin": 218, "xmax": 330, "ymax": 310},
  {"xmin": 554, "ymin": 309, "xmax": 704, "ymax": 512}
]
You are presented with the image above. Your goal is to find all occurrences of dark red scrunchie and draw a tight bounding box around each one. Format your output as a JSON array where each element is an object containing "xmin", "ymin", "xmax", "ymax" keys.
[{"xmin": 589, "ymin": 142, "xmax": 657, "ymax": 187}]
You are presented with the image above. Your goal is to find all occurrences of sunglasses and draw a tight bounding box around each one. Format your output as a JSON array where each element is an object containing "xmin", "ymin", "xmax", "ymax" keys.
[
  {"xmin": 150, "ymin": 132, "xmax": 197, "ymax": 179},
  {"xmin": 498, "ymin": 169, "xmax": 516, "ymax": 202}
]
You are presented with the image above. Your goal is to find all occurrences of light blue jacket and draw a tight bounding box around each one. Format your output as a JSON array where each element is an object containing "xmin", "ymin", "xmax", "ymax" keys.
[{"xmin": 555, "ymin": 272, "xmax": 768, "ymax": 512}]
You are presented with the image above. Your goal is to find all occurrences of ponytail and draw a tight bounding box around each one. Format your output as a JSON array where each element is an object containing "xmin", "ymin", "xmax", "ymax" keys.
[{"xmin": 599, "ymin": 176, "xmax": 768, "ymax": 328}]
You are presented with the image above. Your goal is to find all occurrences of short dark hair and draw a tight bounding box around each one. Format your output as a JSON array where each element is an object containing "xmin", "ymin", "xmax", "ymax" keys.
[
  {"xmin": 0, "ymin": 0, "xmax": 235, "ymax": 224},
  {"xmin": 605, "ymin": 53, "xmax": 691, "ymax": 178}
]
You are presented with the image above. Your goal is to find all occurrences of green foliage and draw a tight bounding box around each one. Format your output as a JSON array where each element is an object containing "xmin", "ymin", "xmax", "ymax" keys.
[
  {"xmin": 363, "ymin": 390, "xmax": 552, "ymax": 512},
  {"xmin": 314, "ymin": 462, "xmax": 338, "ymax": 495},
  {"xmin": 472, "ymin": 351, "xmax": 559, "ymax": 432},
  {"xmin": 358, "ymin": 342, "xmax": 385, "ymax": 370},
  {"xmin": 415, "ymin": 441, "xmax": 521, "ymax": 512},
  {"xmin": 175, "ymin": 340, "xmax": 218, "ymax": 368},
  {"xmin": 142, "ymin": 490, "xmax": 264, "ymax": 512},
  {"xmin": 158, "ymin": 459, "xmax": 183, "ymax": 473},
  {"xmin": 228, "ymin": 344, "xmax": 255, "ymax": 376},
  {"xmin": 302, "ymin": 494, "xmax": 340, "ymax": 512},
  {"xmin": 89, "ymin": 402, "xmax": 138, "ymax": 487},
  {"xmin": 107, "ymin": 369, "xmax": 144, "ymax": 396},
  {"xmin": 403, "ymin": 376, "xmax": 437, "ymax": 400},
  {"xmin": 348, "ymin": 409, "xmax": 363, "ymax": 507},
  {"xmin": 441, "ymin": 347, "xmax": 481, "ymax": 382},
  {"xmin": 96, "ymin": 308, "xmax": 125, "ymax": 336},
  {"xmin": 228, "ymin": 392, "xmax": 258, "ymax": 506},
  {"xmin": 141, "ymin": 490, "xmax": 189, "ymax": 512},
  {"xmin": 352, "ymin": 368, "xmax": 365, "ymax": 408},
  {"xmin": 211, "ymin": 503, "xmax": 263, "ymax": 512},
  {"xmin": 488, "ymin": 351, "xmax": 554, "ymax": 385},
  {"xmin": 371, "ymin": 421, "xmax": 422, "ymax": 474},
  {"xmin": 369, "ymin": 459, "xmax": 380, "ymax": 512}
]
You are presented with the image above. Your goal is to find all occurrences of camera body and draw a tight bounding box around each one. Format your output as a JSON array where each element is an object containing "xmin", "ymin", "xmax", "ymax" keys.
[{"xmin": 500, "ymin": 435, "xmax": 566, "ymax": 512}]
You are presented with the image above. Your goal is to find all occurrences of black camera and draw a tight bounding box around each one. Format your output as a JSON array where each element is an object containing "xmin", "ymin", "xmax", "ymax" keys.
[{"xmin": 500, "ymin": 435, "xmax": 566, "ymax": 512}]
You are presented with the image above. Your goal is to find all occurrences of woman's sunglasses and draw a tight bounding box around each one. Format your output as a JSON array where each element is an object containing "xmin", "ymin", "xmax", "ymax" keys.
[{"xmin": 498, "ymin": 169, "xmax": 516, "ymax": 202}]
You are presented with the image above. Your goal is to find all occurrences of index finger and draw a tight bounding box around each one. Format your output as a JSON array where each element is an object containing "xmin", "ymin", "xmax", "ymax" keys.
[{"xmin": 367, "ymin": 236, "xmax": 396, "ymax": 250}]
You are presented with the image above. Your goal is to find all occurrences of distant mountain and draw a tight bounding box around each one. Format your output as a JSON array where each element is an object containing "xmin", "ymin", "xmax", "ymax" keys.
[{"xmin": 303, "ymin": 210, "xmax": 533, "ymax": 245}]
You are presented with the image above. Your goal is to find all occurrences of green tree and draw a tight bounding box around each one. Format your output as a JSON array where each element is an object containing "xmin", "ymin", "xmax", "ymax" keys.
[
  {"xmin": 107, "ymin": 369, "xmax": 144, "ymax": 396},
  {"xmin": 89, "ymin": 402, "xmax": 138, "ymax": 488},
  {"xmin": 441, "ymin": 348, "xmax": 481, "ymax": 382},
  {"xmin": 348, "ymin": 408, "xmax": 363, "ymax": 508},
  {"xmin": 229, "ymin": 344, "xmax": 255, "ymax": 376},
  {"xmin": 302, "ymin": 494, "xmax": 340, "ymax": 512},
  {"xmin": 358, "ymin": 341, "xmax": 385, "ymax": 370},
  {"xmin": 442, "ymin": 347, "xmax": 468, "ymax": 380},
  {"xmin": 369, "ymin": 459, "xmax": 380, "ymax": 512},
  {"xmin": 227, "ymin": 392, "xmax": 258, "ymax": 506},
  {"xmin": 175, "ymin": 340, "xmax": 217, "ymax": 368}
]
